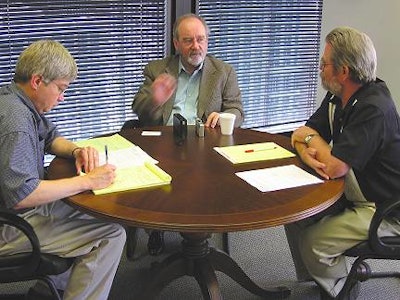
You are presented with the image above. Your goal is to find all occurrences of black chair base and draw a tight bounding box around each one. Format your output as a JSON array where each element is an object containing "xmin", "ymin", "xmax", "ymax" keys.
[{"xmin": 341, "ymin": 255, "xmax": 400, "ymax": 297}]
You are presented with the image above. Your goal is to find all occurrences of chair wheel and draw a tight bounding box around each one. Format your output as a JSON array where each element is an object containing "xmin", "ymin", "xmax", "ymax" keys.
[{"xmin": 356, "ymin": 261, "xmax": 371, "ymax": 281}]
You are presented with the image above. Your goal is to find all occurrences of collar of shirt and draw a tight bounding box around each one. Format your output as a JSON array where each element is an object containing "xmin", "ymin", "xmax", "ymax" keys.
[
  {"xmin": 10, "ymin": 82, "xmax": 47, "ymax": 141},
  {"xmin": 10, "ymin": 82, "xmax": 38, "ymax": 113}
]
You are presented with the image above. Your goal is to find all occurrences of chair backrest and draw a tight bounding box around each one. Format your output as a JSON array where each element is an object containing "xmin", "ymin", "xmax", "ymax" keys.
[
  {"xmin": 0, "ymin": 207, "xmax": 74, "ymax": 286},
  {"xmin": 340, "ymin": 196, "xmax": 400, "ymax": 298},
  {"xmin": 369, "ymin": 198, "xmax": 400, "ymax": 256},
  {"xmin": 345, "ymin": 197, "xmax": 400, "ymax": 259},
  {"xmin": 121, "ymin": 119, "xmax": 141, "ymax": 130}
]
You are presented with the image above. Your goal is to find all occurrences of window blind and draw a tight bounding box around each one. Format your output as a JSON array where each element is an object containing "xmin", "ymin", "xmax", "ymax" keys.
[
  {"xmin": 0, "ymin": 0, "xmax": 167, "ymax": 142},
  {"xmin": 198, "ymin": 0, "xmax": 322, "ymax": 132}
]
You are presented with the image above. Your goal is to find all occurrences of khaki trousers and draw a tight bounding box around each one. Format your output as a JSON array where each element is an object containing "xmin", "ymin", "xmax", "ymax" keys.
[
  {"xmin": 285, "ymin": 170, "xmax": 400, "ymax": 297},
  {"xmin": 0, "ymin": 200, "xmax": 126, "ymax": 300}
]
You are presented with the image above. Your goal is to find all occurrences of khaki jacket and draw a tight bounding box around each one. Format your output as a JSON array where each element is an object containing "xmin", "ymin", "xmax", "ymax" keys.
[{"xmin": 132, "ymin": 54, "xmax": 244, "ymax": 127}]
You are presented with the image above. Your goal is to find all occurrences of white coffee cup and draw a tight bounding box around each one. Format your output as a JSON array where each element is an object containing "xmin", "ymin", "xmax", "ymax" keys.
[{"xmin": 219, "ymin": 113, "xmax": 236, "ymax": 135}]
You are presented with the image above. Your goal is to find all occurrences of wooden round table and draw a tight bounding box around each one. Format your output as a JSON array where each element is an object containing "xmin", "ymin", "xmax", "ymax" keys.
[{"xmin": 48, "ymin": 126, "xmax": 344, "ymax": 299}]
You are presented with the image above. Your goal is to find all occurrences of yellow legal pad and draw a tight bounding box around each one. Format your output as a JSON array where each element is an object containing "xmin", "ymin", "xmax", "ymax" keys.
[
  {"xmin": 214, "ymin": 142, "xmax": 295, "ymax": 164},
  {"xmin": 75, "ymin": 134, "xmax": 172, "ymax": 195},
  {"xmin": 92, "ymin": 162, "xmax": 171, "ymax": 195}
]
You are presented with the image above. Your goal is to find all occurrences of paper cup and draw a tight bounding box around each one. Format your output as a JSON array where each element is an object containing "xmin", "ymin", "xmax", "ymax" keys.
[{"xmin": 219, "ymin": 113, "xmax": 236, "ymax": 135}]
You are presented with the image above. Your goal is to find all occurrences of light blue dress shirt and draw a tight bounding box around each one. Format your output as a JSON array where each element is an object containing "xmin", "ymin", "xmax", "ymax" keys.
[{"xmin": 167, "ymin": 60, "xmax": 203, "ymax": 125}]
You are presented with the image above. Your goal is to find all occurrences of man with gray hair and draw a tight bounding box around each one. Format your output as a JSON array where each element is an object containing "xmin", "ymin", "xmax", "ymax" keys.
[
  {"xmin": 132, "ymin": 13, "xmax": 244, "ymax": 128},
  {"xmin": 132, "ymin": 13, "xmax": 244, "ymax": 255},
  {"xmin": 286, "ymin": 27, "xmax": 400, "ymax": 299},
  {"xmin": 0, "ymin": 40, "xmax": 126, "ymax": 299}
]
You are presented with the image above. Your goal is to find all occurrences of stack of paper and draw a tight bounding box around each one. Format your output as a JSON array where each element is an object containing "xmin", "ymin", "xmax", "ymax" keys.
[
  {"xmin": 75, "ymin": 134, "xmax": 171, "ymax": 195},
  {"xmin": 214, "ymin": 142, "xmax": 295, "ymax": 164}
]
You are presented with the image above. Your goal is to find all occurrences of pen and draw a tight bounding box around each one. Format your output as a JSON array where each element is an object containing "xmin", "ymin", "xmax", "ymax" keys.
[
  {"xmin": 105, "ymin": 145, "xmax": 108, "ymax": 164},
  {"xmin": 244, "ymin": 147, "xmax": 277, "ymax": 153}
]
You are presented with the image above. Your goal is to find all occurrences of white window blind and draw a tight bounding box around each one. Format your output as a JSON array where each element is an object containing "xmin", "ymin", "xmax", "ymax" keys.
[
  {"xmin": 198, "ymin": 0, "xmax": 322, "ymax": 132},
  {"xmin": 0, "ymin": 0, "xmax": 167, "ymax": 141}
]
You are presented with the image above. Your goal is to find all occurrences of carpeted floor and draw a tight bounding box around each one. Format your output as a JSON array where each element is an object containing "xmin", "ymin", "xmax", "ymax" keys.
[
  {"xmin": 1, "ymin": 226, "xmax": 399, "ymax": 299},
  {"xmin": 108, "ymin": 226, "xmax": 400, "ymax": 299}
]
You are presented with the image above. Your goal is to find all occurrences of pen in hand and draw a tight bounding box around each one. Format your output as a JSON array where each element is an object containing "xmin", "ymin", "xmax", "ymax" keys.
[
  {"xmin": 244, "ymin": 147, "xmax": 277, "ymax": 153},
  {"xmin": 105, "ymin": 145, "xmax": 109, "ymax": 164}
]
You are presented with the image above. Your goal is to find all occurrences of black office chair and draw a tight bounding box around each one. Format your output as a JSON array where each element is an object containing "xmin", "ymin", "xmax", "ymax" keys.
[
  {"xmin": 339, "ymin": 197, "xmax": 400, "ymax": 298},
  {"xmin": 120, "ymin": 118, "xmax": 141, "ymax": 130},
  {"xmin": 120, "ymin": 119, "xmax": 231, "ymax": 259},
  {"xmin": 0, "ymin": 208, "xmax": 73, "ymax": 300}
]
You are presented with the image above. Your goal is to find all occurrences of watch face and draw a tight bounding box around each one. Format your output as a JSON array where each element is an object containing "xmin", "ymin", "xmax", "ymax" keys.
[{"xmin": 305, "ymin": 134, "xmax": 313, "ymax": 144}]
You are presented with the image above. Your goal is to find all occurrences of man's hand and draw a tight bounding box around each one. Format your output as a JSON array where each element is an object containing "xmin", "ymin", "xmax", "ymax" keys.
[
  {"xmin": 204, "ymin": 112, "xmax": 220, "ymax": 128},
  {"xmin": 73, "ymin": 146, "xmax": 99, "ymax": 174},
  {"xmin": 299, "ymin": 147, "xmax": 329, "ymax": 180},
  {"xmin": 291, "ymin": 125, "xmax": 319, "ymax": 148},
  {"xmin": 151, "ymin": 73, "xmax": 177, "ymax": 106},
  {"xmin": 86, "ymin": 164, "xmax": 117, "ymax": 190}
]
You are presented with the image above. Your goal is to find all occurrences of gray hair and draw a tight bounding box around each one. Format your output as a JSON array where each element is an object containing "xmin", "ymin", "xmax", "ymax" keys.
[
  {"xmin": 326, "ymin": 26, "xmax": 377, "ymax": 84},
  {"xmin": 173, "ymin": 13, "xmax": 210, "ymax": 40},
  {"xmin": 14, "ymin": 40, "xmax": 77, "ymax": 83}
]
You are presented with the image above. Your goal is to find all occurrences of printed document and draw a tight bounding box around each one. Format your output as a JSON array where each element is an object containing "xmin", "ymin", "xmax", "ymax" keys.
[
  {"xmin": 75, "ymin": 134, "xmax": 157, "ymax": 166},
  {"xmin": 236, "ymin": 164, "xmax": 323, "ymax": 192}
]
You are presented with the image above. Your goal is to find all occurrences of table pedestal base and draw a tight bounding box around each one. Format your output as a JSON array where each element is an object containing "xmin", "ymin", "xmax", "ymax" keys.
[{"xmin": 141, "ymin": 232, "xmax": 291, "ymax": 299}]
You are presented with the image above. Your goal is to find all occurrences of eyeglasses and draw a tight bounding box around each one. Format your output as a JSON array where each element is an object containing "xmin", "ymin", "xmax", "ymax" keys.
[
  {"xmin": 319, "ymin": 59, "xmax": 334, "ymax": 71},
  {"xmin": 181, "ymin": 36, "xmax": 208, "ymax": 46},
  {"xmin": 48, "ymin": 81, "xmax": 67, "ymax": 97},
  {"xmin": 41, "ymin": 76, "xmax": 68, "ymax": 96},
  {"xmin": 51, "ymin": 81, "xmax": 67, "ymax": 96}
]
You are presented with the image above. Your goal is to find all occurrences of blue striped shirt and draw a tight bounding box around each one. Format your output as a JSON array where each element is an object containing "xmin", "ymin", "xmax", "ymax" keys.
[
  {"xmin": 0, "ymin": 82, "xmax": 60, "ymax": 208},
  {"xmin": 167, "ymin": 60, "xmax": 203, "ymax": 125}
]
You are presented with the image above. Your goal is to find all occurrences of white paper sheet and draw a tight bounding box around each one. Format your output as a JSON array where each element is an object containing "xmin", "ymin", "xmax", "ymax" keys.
[
  {"xmin": 141, "ymin": 130, "xmax": 162, "ymax": 136},
  {"xmin": 235, "ymin": 164, "xmax": 323, "ymax": 192},
  {"xmin": 98, "ymin": 146, "xmax": 158, "ymax": 167}
]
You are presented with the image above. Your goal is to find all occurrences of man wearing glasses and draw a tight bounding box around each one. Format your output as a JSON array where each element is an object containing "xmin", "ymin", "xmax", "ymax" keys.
[
  {"xmin": 286, "ymin": 27, "xmax": 400, "ymax": 299},
  {"xmin": 131, "ymin": 13, "xmax": 244, "ymax": 255},
  {"xmin": 0, "ymin": 40, "xmax": 125, "ymax": 299}
]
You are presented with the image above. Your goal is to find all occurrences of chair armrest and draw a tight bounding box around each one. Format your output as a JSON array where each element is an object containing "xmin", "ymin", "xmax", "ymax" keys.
[
  {"xmin": 0, "ymin": 208, "xmax": 41, "ymax": 270},
  {"xmin": 369, "ymin": 198, "xmax": 400, "ymax": 255}
]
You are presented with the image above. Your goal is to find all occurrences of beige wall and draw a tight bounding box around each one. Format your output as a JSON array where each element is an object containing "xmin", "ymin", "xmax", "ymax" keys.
[{"xmin": 317, "ymin": 0, "xmax": 400, "ymax": 109}]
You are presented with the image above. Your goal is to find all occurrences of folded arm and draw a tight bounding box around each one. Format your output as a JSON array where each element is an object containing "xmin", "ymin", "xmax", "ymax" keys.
[{"xmin": 291, "ymin": 125, "xmax": 349, "ymax": 179}]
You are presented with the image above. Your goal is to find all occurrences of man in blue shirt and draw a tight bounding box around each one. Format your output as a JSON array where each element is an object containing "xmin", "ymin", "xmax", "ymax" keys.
[
  {"xmin": 0, "ymin": 40, "xmax": 126, "ymax": 299},
  {"xmin": 132, "ymin": 13, "xmax": 244, "ymax": 255}
]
